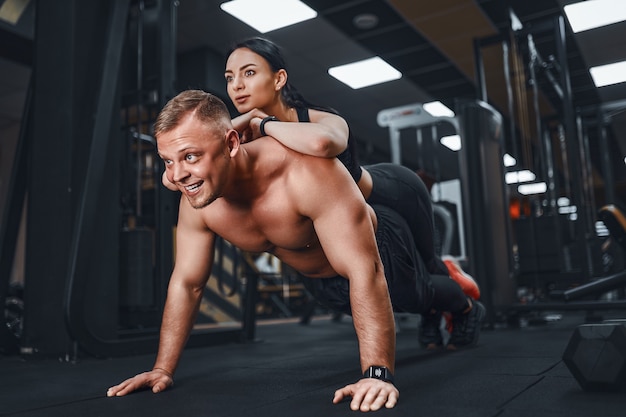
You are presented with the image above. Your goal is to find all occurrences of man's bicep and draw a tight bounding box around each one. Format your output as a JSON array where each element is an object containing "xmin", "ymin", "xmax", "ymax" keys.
[
  {"xmin": 316, "ymin": 200, "xmax": 379, "ymax": 279},
  {"xmin": 296, "ymin": 159, "xmax": 379, "ymax": 279}
]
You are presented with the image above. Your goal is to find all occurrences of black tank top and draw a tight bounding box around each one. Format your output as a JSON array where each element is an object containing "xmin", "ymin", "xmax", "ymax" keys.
[{"xmin": 295, "ymin": 107, "xmax": 362, "ymax": 183}]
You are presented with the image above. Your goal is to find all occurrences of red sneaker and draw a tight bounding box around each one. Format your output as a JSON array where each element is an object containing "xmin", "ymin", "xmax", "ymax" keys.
[{"xmin": 442, "ymin": 256, "xmax": 481, "ymax": 300}]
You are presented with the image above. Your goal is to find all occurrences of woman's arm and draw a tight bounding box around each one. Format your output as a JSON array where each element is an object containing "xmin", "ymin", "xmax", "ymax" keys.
[
  {"xmin": 255, "ymin": 109, "xmax": 349, "ymax": 157},
  {"xmin": 232, "ymin": 108, "xmax": 268, "ymax": 143}
]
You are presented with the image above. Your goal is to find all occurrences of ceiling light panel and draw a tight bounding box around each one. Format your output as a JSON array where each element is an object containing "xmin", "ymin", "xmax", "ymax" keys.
[
  {"xmin": 590, "ymin": 60, "xmax": 626, "ymax": 87},
  {"xmin": 220, "ymin": 0, "xmax": 317, "ymax": 33},
  {"xmin": 328, "ymin": 57, "xmax": 402, "ymax": 89},
  {"xmin": 518, "ymin": 182, "xmax": 547, "ymax": 195},
  {"xmin": 564, "ymin": 0, "xmax": 626, "ymax": 33},
  {"xmin": 423, "ymin": 101, "xmax": 455, "ymax": 117},
  {"xmin": 440, "ymin": 135, "xmax": 461, "ymax": 151}
]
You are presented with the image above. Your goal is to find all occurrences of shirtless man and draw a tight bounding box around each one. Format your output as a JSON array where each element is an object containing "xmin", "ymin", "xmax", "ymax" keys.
[{"xmin": 106, "ymin": 90, "xmax": 484, "ymax": 412}]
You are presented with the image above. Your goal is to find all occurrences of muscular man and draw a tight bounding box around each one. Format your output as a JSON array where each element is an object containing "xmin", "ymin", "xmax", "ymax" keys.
[{"xmin": 107, "ymin": 90, "xmax": 484, "ymax": 412}]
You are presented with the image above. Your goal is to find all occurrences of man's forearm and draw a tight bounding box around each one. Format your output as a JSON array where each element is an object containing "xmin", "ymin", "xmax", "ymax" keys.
[
  {"xmin": 350, "ymin": 275, "xmax": 396, "ymax": 373},
  {"xmin": 153, "ymin": 282, "xmax": 205, "ymax": 374}
]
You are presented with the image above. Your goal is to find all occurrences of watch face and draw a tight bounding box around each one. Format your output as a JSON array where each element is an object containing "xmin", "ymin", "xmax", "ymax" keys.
[{"xmin": 365, "ymin": 366, "xmax": 393, "ymax": 383}]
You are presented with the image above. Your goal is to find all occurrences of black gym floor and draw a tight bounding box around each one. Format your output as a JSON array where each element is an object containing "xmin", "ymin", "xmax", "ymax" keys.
[{"xmin": 1, "ymin": 312, "xmax": 625, "ymax": 417}]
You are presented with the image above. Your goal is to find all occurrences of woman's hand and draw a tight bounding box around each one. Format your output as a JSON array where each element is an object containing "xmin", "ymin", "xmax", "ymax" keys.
[{"xmin": 232, "ymin": 108, "xmax": 268, "ymax": 143}]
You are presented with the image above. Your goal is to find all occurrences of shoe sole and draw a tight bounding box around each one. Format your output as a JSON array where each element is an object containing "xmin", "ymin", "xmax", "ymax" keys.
[{"xmin": 443, "ymin": 258, "xmax": 481, "ymax": 300}]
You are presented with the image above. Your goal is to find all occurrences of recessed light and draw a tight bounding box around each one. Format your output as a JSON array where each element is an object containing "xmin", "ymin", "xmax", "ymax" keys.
[
  {"xmin": 590, "ymin": 60, "xmax": 626, "ymax": 87},
  {"xmin": 506, "ymin": 170, "xmax": 537, "ymax": 184},
  {"xmin": 564, "ymin": 0, "xmax": 626, "ymax": 33},
  {"xmin": 353, "ymin": 13, "xmax": 379, "ymax": 30},
  {"xmin": 518, "ymin": 182, "xmax": 547, "ymax": 195},
  {"xmin": 440, "ymin": 135, "xmax": 461, "ymax": 151},
  {"xmin": 220, "ymin": 0, "xmax": 317, "ymax": 33},
  {"xmin": 328, "ymin": 57, "xmax": 401, "ymax": 89},
  {"xmin": 423, "ymin": 101, "xmax": 455, "ymax": 118},
  {"xmin": 503, "ymin": 153, "xmax": 516, "ymax": 167}
]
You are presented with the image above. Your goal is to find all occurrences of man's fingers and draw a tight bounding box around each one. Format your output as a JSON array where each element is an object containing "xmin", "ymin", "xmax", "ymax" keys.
[
  {"xmin": 348, "ymin": 384, "xmax": 369, "ymax": 411},
  {"xmin": 333, "ymin": 380, "xmax": 399, "ymax": 411},
  {"xmin": 152, "ymin": 378, "xmax": 172, "ymax": 394},
  {"xmin": 358, "ymin": 387, "xmax": 385, "ymax": 412},
  {"xmin": 107, "ymin": 379, "xmax": 130, "ymax": 397},
  {"xmin": 107, "ymin": 372, "xmax": 168, "ymax": 397},
  {"xmin": 385, "ymin": 390, "xmax": 399, "ymax": 408},
  {"xmin": 107, "ymin": 379, "xmax": 140, "ymax": 397},
  {"xmin": 113, "ymin": 385, "xmax": 133, "ymax": 397},
  {"xmin": 332, "ymin": 386, "xmax": 352, "ymax": 404},
  {"xmin": 369, "ymin": 390, "xmax": 393, "ymax": 411}
]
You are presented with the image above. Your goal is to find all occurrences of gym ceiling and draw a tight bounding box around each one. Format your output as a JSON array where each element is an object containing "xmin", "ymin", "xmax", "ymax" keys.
[{"xmin": 1, "ymin": 0, "xmax": 626, "ymax": 203}]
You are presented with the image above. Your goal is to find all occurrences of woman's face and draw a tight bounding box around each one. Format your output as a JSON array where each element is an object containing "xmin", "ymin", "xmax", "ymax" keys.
[{"xmin": 225, "ymin": 47, "xmax": 282, "ymax": 114}]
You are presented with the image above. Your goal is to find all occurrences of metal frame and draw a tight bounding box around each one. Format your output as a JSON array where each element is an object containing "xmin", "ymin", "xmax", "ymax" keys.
[
  {"xmin": 0, "ymin": 77, "xmax": 32, "ymax": 353},
  {"xmin": 474, "ymin": 12, "xmax": 626, "ymax": 315},
  {"xmin": 63, "ymin": 0, "xmax": 245, "ymax": 357},
  {"xmin": 377, "ymin": 102, "xmax": 466, "ymax": 259},
  {"xmin": 456, "ymin": 99, "xmax": 515, "ymax": 324},
  {"xmin": 14, "ymin": 0, "xmax": 249, "ymax": 358},
  {"xmin": 376, "ymin": 102, "xmax": 459, "ymax": 166}
]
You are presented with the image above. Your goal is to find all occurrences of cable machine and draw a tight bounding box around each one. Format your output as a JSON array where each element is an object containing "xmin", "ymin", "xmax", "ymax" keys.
[
  {"xmin": 474, "ymin": 10, "xmax": 626, "ymax": 315},
  {"xmin": 377, "ymin": 103, "xmax": 466, "ymax": 258},
  {"xmin": 378, "ymin": 100, "xmax": 515, "ymax": 325}
]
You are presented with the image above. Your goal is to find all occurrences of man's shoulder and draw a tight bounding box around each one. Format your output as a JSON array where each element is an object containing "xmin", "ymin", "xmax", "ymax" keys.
[
  {"xmin": 249, "ymin": 138, "xmax": 326, "ymax": 170},
  {"xmin": 247, "ymin": 137, "xmax": 343, "ymax": 183}
]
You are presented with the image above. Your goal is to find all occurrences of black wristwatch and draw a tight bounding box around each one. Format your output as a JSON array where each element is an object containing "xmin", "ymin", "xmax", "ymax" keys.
[
  {"xmin": 363, "ymin": 366, "xmax": 394, "ymax": 384},
  {"xmin": 259, "ymin": 115, "xmax": 278, "ymax": 136}
]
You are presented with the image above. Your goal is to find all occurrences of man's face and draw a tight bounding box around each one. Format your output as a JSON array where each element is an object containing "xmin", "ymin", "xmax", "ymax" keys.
[{"xmin": 157, "ymin": 114, "xmax": 231, "ymax": 209}]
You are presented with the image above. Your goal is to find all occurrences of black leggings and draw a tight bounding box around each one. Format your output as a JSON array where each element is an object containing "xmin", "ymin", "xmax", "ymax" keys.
[
  {"xmin": 364, "ymin": 163, "xmax": 448, "ymax": 275},
  {"xmin": 301, "ymin": 204, "xmax": 468, "ymax": 316},
  {"xmin": 430, "ymin": 275, "xmax": 470, "ymax": 313}
]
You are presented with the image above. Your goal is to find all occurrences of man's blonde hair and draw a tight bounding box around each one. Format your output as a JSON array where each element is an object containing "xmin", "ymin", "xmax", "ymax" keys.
[{"xmin": 154, "ymin": 90, "xmax": 231, "ymax": 138}]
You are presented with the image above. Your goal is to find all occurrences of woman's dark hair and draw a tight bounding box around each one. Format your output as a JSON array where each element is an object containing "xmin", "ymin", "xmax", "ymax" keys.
[{"xmin": 227, "ymin": 37, "xmax": 338, "ymax": 115}]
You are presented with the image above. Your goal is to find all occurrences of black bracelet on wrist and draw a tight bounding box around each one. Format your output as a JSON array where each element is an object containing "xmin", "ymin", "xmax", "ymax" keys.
[
  {"xmin": 363, "ymin": 366, "xmax": 394, "ymax": 384},
  {"xmin": 259, "ymin": 115, "xmax": 278, "ymax": 136}
]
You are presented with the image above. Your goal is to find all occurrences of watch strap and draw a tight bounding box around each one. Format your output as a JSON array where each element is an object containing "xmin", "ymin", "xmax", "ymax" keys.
[
  {"xmin": 259, "ymin": 115, "xmax": 278, "ymax": 136},
  {"xmin": 363, "ymin": 366, "xmax": 394, "ymax": 384}
]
